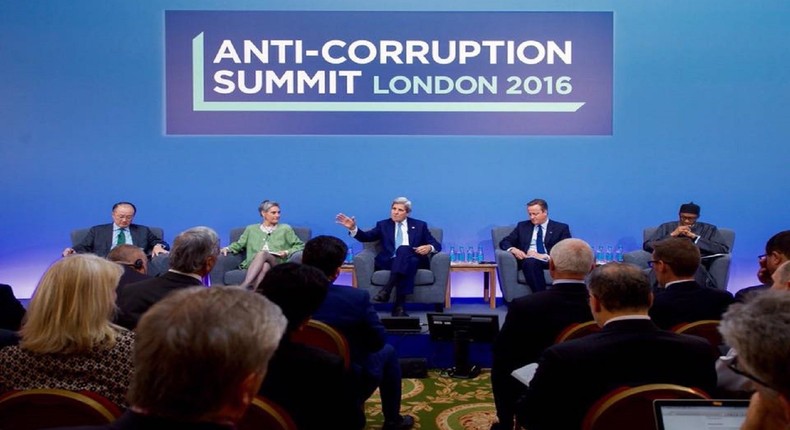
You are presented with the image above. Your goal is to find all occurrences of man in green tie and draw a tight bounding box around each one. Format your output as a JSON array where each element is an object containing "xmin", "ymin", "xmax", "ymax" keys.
[{"xmin": 62, "ymin": 201, "xmax": 169, "ymax": 258}]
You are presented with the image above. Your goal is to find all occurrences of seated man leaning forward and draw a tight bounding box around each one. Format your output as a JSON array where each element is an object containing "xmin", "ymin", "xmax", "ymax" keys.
[
  {"xmin": 643, "ymin": 201, "xmax": 730, "ymax": 288},
  {"xmin": 499, "ymin": 198, "xmax": 572, "ymax": 293},
  {"xmin": 336, "ymin": 196, "xmax": 441, "ymax": 317},
  {"xmin": 517, "ymin": 263, "xmax": 717, "ymax": 430},
  {"xmin": 62, "ymin": 201, "xmax": 168, "ymax": 258}
]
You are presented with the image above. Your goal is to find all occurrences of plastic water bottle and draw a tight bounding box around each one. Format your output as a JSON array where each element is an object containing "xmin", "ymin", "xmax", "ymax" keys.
[
  {"xmin": 456, "ymin": 247, "xmax": 465, "ymax": 262},
  {"xmin": 606, "ymin": 245, "xmax": 613, "ymax": 262},
  {"xmin": 450, "ymin": 246, "xmax": 456, "ymax": 263},
  {"xmin": 466, "ymin": 246, "xmax": 475, "ymax": 264},
  {"xmin": 615, "ymin": 245, "xmax": 623, "ymax": 262},
  {"xmin": 596, "ymin": 246, "xmax": 604, "ymax": 264},
  {"xmin": 476, "ymin": 245, "xmax": 484, "ymax": 263},
  {"xmin": 345, "ymin": 246, "xmax": 353, "ymax": 264}
]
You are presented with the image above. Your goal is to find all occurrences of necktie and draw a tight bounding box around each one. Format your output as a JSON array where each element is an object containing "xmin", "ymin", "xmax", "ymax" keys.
[
  {"xmin": 394, "ymin": 222, "xmax": 403, "ymax": 256},
  {"xmin": 536, "ymin": 225, "xmax": 546, "ymax": 254},
  {"xmin": 117, "ymin": 229, "xmax": 126, "ymax": 246}
]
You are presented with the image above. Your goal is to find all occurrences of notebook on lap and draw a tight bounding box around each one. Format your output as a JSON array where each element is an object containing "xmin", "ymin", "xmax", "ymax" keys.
[{"xmin": 654, "ymin": 399, "xmax": 749, "ymax": 430}]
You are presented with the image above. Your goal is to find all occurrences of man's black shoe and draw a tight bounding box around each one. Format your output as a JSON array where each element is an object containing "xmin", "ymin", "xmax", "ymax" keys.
[
  {"xmin": 382, "ymin": 414, "xmax": 414, "ymax": 430},
  {"xmin": 373, "ymin": 288, "xmax": 392, "ymax": 302},
  {"xmin": 391, "ymin": 305, "xmax": 409, "ymax": 317}
]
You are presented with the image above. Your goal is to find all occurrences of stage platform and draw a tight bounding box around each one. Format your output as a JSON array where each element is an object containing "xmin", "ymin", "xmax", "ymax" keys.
[{"xmin": 374, "ymin": 298, "xmax": 507, "ymax": 371}]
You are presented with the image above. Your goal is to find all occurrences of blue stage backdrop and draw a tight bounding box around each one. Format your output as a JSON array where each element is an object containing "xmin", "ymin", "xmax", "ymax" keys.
[{"xmin": 1, "ymin": 1, "xmax": 788, "ymax": 299}]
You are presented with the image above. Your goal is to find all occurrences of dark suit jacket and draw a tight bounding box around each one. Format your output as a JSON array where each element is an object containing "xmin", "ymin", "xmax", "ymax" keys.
[
  {"xmin": 115, "ymin": 271, "xmax": 203, "ymax": 329},
  {"xmin": 649, "ymin": 280, "xmax": 735, "ymax": 329},
  {"xmin": 644, "ymin": 221, "xmax": 729, "ymax": 256},
  {"xmin": 354, "ymin": 217, "xmax": 441, "ymax": 269},
  {"xmin": 499, "ymin": 220, "xmax": 572, "ymax": 254},
  {"xmin": 73, "ymin": 223, "xmax": 167, "ymax": 257},
  {"xmin": 312, "ymin": 283, "xmax": 386, "ymax": 370},
  {"xmin": 0, "ymin": 284, "xmax": 26, "ymax": 331},
  {"xmin": 117, "ymin": 266, "xmax": 152, "ymax": 290},
  {"xmin": 260, "ymin": 340, "xmax": 365, "ymax": 430},
  {"xmin": 518, "ymin": 319, "xmax": 717, "ymax": 430},
  {"xmin": 492, "ymin": 281, "xmax": 592, "ymax": 425}
]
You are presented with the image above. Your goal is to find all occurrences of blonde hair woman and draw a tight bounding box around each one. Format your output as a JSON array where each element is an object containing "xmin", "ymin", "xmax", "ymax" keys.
[{"xmin": 0, "ymin": 254, "xmax": 134, "ymax": 407}]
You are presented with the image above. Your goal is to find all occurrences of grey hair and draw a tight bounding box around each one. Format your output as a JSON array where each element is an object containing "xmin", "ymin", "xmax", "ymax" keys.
[
  {"xmin": 129, "ymin": 286, "xmax": 287, "ymax": 421},
  {"xmin": 392, "ymin": 197, "xmax": 412, "ymax": 213},
  {"xmin": 258, "ymin": 200, "xmax": 279, "ymax": 215},
  {"xmin": 773, "ymin": 260, "xmax": 790, "ymax": 289},
  {"xmin": 168, "ymin": 226, "xmax": 220, "ymax": 273},
  {"xmin": 719, "ymin": 290, "xmax": 790, "ymax": 397},
  {"xmin": 550, "ymin": 238, "xmax": 594, "ymax": 276}
]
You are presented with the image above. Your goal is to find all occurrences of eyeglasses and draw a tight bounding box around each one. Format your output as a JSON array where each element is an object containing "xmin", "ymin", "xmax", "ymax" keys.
[
  {"xmin": 726, "ymin": 354, "xmax": 773, "ymax": 390},
  {"xmin": 647, "ymin": 260, "xmax": 661, "ymax": 268},
  {"xmin": 758, "ymin": 254, "xmax": 767, "ymax": 261}
]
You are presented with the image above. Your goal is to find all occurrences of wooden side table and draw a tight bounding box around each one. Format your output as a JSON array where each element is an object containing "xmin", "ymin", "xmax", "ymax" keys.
[
  {"xmin": 339, "ymin": 263, "xmax": 357, "ymax": 288},
  {"xmin": 447, "ymin": 263, "xmax": 498, "ymax": 308}
]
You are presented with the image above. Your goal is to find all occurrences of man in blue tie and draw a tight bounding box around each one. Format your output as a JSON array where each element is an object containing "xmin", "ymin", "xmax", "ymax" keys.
[
  {"xmin": 499, "ymin": 198, "xmax": 572, "ymax": 293},
  {"xmin": 62, "ymin": 201, "xmax": 168, "ymax": 258},
  {"xmin": 336, "ymin": 197, "xmax": 441, "ymax": 317}
]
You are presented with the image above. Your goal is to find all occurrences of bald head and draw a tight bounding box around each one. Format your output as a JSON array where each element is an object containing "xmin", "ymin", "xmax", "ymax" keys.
[{"xmin": 107, "ymin": 244, "xmax": 148, "ymax": 274}]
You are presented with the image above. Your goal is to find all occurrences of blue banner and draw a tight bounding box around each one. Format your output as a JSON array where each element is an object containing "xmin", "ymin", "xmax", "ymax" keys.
[{"xmin": 165, "ymin": 11, "xmax": 613, "ymax": 135}]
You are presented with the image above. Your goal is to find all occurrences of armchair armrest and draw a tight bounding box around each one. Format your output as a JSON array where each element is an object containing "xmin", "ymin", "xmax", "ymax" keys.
[
  {"xmin": 705, "ymin": 253, "xmax": 732, "ymax": 290},
  {"xmin": 429, "ymin": 251, "xmax": 451, "ymax": 287},
  {"xmin": 352, "ymin": 249, "xmax": 376, "ymax": 290},
  {"xmin": 494, "ymin": 249, "xmax": 520, "ymax": 286},
  {"xmin": 212, "ymin": 254, "xmax": 244, "ymax": 285},
  {"xmin": 622, "ymin": 250, "xmax": 651, "ymax": 269}
]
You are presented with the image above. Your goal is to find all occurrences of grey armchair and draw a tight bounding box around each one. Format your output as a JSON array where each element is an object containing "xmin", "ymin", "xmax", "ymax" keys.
[
  {"xmin": 352, "ymin": 227, "xmax": 449, "ymax": 309},
  {"xmin": 491, "ymin": 226, "xmax": 553, "ymax": 303},
  {"xmin": 213, "ymin": 226, "xmax": 312, "ymax": 286},
  {"xmin": 622, "ymin": 227, "xmax": 735, "ymax": 290},
  {"xmin": 70, "ymin": 227, "xmax": 169, "ymax": 277}
]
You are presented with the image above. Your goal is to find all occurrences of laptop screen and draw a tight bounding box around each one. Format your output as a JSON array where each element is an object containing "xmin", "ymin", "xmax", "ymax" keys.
[{"xmin": 654, "ymin": 399, "xmax": 749, "ymax": 430}]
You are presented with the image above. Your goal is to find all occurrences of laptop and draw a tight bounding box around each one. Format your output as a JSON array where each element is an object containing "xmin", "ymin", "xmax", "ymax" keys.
[{"xmin": 654, "ymin": 399, "xmax": 749, "ymax": 430}]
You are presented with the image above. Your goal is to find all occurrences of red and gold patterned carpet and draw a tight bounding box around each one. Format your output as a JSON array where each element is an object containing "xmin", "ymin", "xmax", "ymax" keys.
[{"xmin": 365, "ymin": 369, "xmax": 496, "ymax": 430}]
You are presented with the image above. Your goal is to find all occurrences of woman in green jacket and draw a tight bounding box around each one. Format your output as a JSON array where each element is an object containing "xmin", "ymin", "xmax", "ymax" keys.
[{"xmin": 220, "ymin": 200, "xmax": 304, "ymax": 289}]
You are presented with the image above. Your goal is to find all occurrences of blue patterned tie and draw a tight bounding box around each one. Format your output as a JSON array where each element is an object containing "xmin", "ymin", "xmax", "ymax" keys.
[
  {"xmin": 536, "ymin": 225, "xmax": 546, "ymax": 254},
  {"xmin": 394, "ymin": 222, "xmax": 403, "ymax": 256}
]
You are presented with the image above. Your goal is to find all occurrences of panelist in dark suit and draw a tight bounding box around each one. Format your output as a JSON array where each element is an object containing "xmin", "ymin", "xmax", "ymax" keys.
[
  {"xmin": 499, "ymin": 198, "xmax": 572, "ymax": 293},
  {"xmin": 62, "ymin": 201, "xmax": 169, "ymax": 258},
  {"xmin": 336, "ymin": 197, "xmax": 441, "ymax": 317},
  {"xmin": 649, "ymin": 237, "xmax": 734, "ymax": 329},
  {"xmin": 517, "ymin": 263, "xmax": 717, "ymax": 430},
  {"xmin": 644, "ymin": 202, "xmax": 729, "ymax": 288},
  {"xmin": 116, "ymin": 227, "xmax": 219, "ymax": 330},
  {"xmin": 304, "ymin": 235, "xmax": 414, "ymax": 430},
  {"xmin": 491, "ymin": 238, "xmax": 595, "ymax": 430}
]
